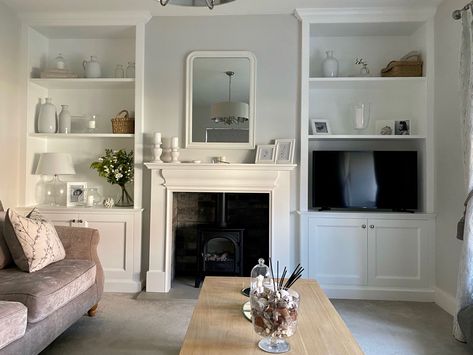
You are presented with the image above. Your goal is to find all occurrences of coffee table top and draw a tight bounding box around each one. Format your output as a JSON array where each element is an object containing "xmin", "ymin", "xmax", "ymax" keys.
[{"xmin": 180, "ymin": 277, "xmax": 363, "ymax": 355}]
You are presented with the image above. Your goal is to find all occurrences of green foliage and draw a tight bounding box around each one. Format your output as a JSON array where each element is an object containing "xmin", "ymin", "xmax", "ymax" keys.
[{"xmin": 90, "ymin": 149, "xmax": 134, "ymax": 186}]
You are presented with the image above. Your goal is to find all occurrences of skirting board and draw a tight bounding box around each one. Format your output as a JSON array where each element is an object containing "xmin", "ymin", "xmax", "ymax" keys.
[
  {"xmin": 104, "ymin": 279, "xmax": 144, "ymax": 293},
  {"xmin": 321, "ymin": 284, "xmax": 435, "ymax": 302},
  {"xmin": 435, "ymin": 287, "xmax": 458, "ymax": 316}
]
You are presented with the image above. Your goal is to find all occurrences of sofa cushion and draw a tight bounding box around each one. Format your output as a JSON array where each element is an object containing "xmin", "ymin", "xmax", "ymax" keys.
[
  {"xmin": 0, "ymin": 259, "xmax": 96, "ymax": 323},
  {"xmin": 0, "ymin": 212, "xmax": 13, "ymax": 269},
  {"xmin": 3, "ymin": 208, "xmax": 65, "ymax": 272},
  {"xmin": 0, "ymin": 301, "xmax": 27, "ymax": 350}
]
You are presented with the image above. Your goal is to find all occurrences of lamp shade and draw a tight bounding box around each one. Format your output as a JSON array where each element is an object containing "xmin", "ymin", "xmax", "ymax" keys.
[
  {"xmin": 35, "ymin": 153, "xmax": 76, "ymax": 175},
  {"xmin": 210, "ymin": 101, "xmax": 249, "ymax": 123}
]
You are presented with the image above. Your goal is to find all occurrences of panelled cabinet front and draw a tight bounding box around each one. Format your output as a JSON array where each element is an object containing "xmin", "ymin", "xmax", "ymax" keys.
[{"xmin": 307, "ymin": 216, "xmax": 434, "ymax": 291}]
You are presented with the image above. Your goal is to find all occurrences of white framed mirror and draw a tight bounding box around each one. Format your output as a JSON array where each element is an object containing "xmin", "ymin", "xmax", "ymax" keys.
[{"xmin": 185, "ymin": 51, "xmax": 256, "ymax": 149}]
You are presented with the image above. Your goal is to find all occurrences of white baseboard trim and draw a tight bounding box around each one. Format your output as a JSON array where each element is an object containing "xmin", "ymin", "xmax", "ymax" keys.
[
  {"xmin": 104, "ymin": 279, "xmax": 143, "ymax": 293},
  {"xmin": 434, "ymin": 287, "xmax": 458, "ymax": 316},
  {"xmin": 321, "ymin": 284, "xmax": 435, "ymax": 302}
]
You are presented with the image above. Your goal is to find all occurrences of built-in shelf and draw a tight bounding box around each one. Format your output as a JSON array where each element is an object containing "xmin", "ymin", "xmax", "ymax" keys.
[
  {"xmin": 30, "ymin": 133, "xmax": 134, "ymax": 138},
  {"xmin": 30, "ymin": 78, "xmax": 135, "ymax": 90},
  {"xmin": 308, "ymin": 134, "xmax": 426, "ymax": 141},
  {"xmin": 309, "ymin": 76, "xmax": 426, "ymax": 89}
]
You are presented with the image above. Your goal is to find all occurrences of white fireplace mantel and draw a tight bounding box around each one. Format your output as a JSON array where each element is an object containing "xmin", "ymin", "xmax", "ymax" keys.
[{"xmin": 145, "ymin": 162, "xmax": 296, "ymax": 292}]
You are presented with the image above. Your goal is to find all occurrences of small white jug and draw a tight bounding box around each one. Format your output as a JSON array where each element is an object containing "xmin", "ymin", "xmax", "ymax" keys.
[{"xmin": 83, "ymin": 56, "xmax": 101, "ymax": 78}]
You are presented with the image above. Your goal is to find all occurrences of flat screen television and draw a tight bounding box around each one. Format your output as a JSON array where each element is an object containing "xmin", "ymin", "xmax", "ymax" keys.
[{"xmin": 312, "ymin": 151, "xmax": 418, "ymax": 211}]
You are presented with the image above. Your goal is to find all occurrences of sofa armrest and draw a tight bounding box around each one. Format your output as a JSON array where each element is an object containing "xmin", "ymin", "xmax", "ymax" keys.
[{"xmin": 54, "ymin": 226, "xmax": 104, "ymax": 300}]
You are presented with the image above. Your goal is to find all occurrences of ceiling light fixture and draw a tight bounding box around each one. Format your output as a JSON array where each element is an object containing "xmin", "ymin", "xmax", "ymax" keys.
[
  {"xmin": 158, "ymin": 0, "xmax": 235, "ymax": 10},
  {"xmin": 211, "ymin": 71, "xmax": 249, "ymax": 125}
]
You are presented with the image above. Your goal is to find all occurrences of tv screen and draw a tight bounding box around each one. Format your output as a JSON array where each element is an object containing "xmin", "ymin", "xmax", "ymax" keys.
[{"xmin": 312, "ymin": 151, "xmax": 418, "ymax": 211}]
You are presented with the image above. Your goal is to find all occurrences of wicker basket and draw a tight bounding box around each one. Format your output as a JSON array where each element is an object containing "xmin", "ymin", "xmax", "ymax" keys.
[
  {"xmin": 111, "ymin": 110, "xmax": 134, "ymax": 134},
  {"xmin": 381, "ymin": 53, "xmax": 423, "ymax": 77}
]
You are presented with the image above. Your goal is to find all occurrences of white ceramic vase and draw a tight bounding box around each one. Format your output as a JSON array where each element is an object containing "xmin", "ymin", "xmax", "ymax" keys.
[
  {"xmin": 58, "ymin": 105, "xmax": 71, "ymax": 133},
  {"xmin": 38, "ymin": 98, "xmax": 57, "ymax": 133},
  {"xmin": 322, "ymin": 50, "xmax": 339, "ymax": 77}
]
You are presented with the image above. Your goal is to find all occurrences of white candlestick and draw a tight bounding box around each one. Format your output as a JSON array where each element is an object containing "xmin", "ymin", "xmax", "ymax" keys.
[
  {"xmin": 171, "ymin": 136, "xmax": 179, "ymax": 148},
  {"xmin": 154, "ymin": 132, "xmax": 162, "ymax": 144}
]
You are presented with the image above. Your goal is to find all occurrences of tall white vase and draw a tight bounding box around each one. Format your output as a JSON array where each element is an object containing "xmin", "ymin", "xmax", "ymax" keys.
[
  {"xmin": 58, "ymin": 105, "xmax": 71, "ymax": 133},
  {"xmin": 322, "ymin": 50, "xmax": 339, "ymax": 77},
  {"xmin": 38, "ymin": 98, "xmax": 57, "ymax": 133}
]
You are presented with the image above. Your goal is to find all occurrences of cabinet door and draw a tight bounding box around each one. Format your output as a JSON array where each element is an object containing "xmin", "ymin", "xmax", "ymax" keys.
[
  {"xmin": 308, "ymin": 217, "xmax": 368, "ymax": 285},
  {"xmin": 39, "ymin": 212, "xmax": 77, "ymax": 227},
  {"xmin": 79, "ymin": 213, "xmax": 135, "ymax": 285},
  {"xmin": 367, "ymin": 219, "xmax": 433, "ymax": 288}
]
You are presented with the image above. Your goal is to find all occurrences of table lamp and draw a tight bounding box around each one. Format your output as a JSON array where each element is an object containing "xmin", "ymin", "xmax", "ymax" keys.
[{"xmin": 35, "ymin": 153, "xmax": 76, "ymax": 206}]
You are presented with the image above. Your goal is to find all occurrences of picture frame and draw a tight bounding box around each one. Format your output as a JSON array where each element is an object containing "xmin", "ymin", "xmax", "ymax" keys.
[
  {"xmin": 375, "ymin": 120, "xmax": 395, "ymax": 135},
  {"xmin": 255, "ymin": 145, "xmax": 277, "ymax": 164},
  {"xmin": 66, "ymin": 182, "xmax": 87, "ymax": 207},
  {"xmin": 275, "ymin": 139, "xmax": 295, "ymax": 164},
  {"xmin": 395, "ymin": 120, "xmax": 410, "ymax": 135},
  {"xmin": 310, "ymin": 119, "xmax": 331, "ymax": 135}
]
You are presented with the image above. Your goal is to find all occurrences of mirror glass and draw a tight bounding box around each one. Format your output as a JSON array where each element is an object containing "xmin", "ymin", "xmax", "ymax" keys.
[{"xmin": 186, "ymin": 51, "xmax": 256, "ymax": 149}]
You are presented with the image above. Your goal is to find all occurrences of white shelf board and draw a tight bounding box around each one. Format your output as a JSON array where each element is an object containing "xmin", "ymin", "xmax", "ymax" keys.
[
  {"xmin": 30, "ymin": 133, "xmax": 134, "ymax": 138},
  {"xmin": 309, "ymin": 77, "xmax": 425, "ymax": 82},
  {"xmin": 309, "ymin": 77, "xmax": 426, "ymax": 89},
  {"xmin": 30, "ymin": 78, "xmax": 135, "ymax": 89},
  {"xmin": 308, "ymin": 135, "xmax": 426, "ymax": 141}
]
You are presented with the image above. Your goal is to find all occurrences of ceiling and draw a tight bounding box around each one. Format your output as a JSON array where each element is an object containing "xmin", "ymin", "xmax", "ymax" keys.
[{"xmin": 2, "ymin": 0, "xmax": 441, "ymax": 16}]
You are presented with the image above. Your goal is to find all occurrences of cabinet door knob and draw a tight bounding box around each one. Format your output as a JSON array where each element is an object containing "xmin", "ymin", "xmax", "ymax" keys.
[
  {"xmin": 71, "ymin": 219, "xmax": 76, "ymax": 223},
  {"xmin": 362, "ymin": 224, "xmax": 366, "ymax": 229},
  {"xmin": 370, "ymin": 225, "xmax": 375, "ymax": 229},
  {"xmin": 78, "ymin": 219, "xmax": 83, "ymax": 224}
]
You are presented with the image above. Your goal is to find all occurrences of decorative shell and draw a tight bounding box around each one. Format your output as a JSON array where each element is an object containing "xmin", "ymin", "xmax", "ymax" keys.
[
  {"xmin": 380, "ymin": 126, "xmax": 393, "ymax": 135},
  {"xmin": 103, "ymin": 197, "xmax": 115, "ymax": 208}
]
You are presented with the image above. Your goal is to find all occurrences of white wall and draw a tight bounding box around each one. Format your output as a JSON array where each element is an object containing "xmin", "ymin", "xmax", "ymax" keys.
[
  {"xmin": 142, "ymin": 15, "xmax": 299, "ymax": 271},
  {"xmin": 434, "ymin": 0, "xmax": 465, "ymax": 310},
  {"xmin": 0, "ymin": 2, "xmax": 20, "ymax": 208}
]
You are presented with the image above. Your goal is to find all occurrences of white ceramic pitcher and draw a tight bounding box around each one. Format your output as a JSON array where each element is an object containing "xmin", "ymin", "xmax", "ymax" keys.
[{"xmin": 83, "ymin": 56, "xmax": 101, "ymax": 78}]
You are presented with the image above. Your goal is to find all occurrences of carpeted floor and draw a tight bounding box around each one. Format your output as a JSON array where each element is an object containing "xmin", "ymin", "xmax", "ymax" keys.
[{"xmin": 41, "ymin": 281, "xmax": 471, "ymax": 355}]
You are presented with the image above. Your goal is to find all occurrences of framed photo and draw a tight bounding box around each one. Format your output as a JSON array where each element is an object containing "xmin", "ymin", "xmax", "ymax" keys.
[
  {"xmin": 66, "ymin": 182, "xmax": 87, "ymax": 207},
  {"xmin": 395, "ymin": 120, "xmax": 410, "ymax": 135},
  {"xmin": 310, "ymin": 119, "xmax": 331, "ymax": 135},
  {"xmin": 255, "ymin": 145, "xmax": 276, "ymax": 164},
  {"xmin": 275, "ymin": 139, "xmax": 295, "ymax": 164},
  {"xmin": 375, "ymin": 120, "xmax": 395, "ymax": 135}
]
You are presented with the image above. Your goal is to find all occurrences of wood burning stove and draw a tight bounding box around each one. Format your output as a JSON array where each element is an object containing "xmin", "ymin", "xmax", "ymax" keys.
[{"xmin": 195, "ymin": 193, "xmax": 244, "ymax": 287}]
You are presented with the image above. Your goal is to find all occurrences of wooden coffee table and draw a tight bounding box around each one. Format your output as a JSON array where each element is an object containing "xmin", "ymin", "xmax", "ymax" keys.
[{"xmin": 180, "ymin": 276, "xmax": 363, "ymax": 354}]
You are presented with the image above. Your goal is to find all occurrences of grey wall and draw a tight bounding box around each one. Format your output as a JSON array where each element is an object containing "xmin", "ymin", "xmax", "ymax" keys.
[
  {"xmin": 434, "ymin": 0, "xmax": 465, "ymax": 300},
  {"xmin": 0, "ymin": 2, "xmax": 20, "ymax": 208},
  {"xmin": 142, "ymin": 15, "xmax": 299, "ymax": 272}
]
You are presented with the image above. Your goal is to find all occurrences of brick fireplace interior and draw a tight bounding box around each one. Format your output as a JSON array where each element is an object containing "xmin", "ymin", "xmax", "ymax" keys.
[{"xmin": 173, "ymin": 192, "xmax": 270, "ymax": 282}]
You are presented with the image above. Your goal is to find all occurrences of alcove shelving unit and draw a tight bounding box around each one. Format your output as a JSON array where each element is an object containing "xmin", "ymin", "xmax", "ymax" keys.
[
  {"xmin": 19, "ymin": 12, "xmax": 151, "ymax": 292},
  {"xmin": 295, "ymin": 7, "xmax": 437, "ymax": 301}
]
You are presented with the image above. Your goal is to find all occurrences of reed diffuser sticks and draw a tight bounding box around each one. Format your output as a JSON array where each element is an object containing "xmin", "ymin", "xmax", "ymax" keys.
[{"xmin": 269, "ymin": 257, "xmax": 305, "ymax": 291}]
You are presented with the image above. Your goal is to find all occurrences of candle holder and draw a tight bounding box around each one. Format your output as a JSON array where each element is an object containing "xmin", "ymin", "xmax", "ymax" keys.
[
  {"xmin": 352, "ymin": 103, "xmax": 370, "ymax": 134},
  {"xmin": 171, "ymin": 148, "xmax": 181, "ymax": 163},
  {"xmin": 153, "ymin": 143, "xmax": 163, "ymax": 163}
]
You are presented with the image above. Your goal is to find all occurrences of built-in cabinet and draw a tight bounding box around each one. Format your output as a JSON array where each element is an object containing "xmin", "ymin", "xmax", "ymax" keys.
[
  {"xmin": 19, "ymin": 13, "xmax": 151, "ymax": 292},
  {"xmin": 296, "ymin": 7, "xmax": 437, "ymax": 301}
]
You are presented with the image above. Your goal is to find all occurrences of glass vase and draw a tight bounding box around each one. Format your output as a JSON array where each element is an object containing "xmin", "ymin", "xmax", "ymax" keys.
[{"xmin": 116, "ymin": 184, "xmax": 133, "ymax": 207}]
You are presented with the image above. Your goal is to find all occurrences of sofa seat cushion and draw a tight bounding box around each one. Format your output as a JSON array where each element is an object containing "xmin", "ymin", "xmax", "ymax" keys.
[
  {"xmin": 0, "ymin": 301, "xmax": 27, "ymax": 350},
  {"xmin": 0, "ymin": 259, "xmax": 96, "ymax": 323}
]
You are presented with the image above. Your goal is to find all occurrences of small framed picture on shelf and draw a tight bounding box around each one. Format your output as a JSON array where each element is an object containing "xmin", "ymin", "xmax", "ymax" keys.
[
  {"xmin": 395, "ymin": 120, "xmax": 410, "ymax": 135},
  {"xmin": 375, "ymin": 120, "xmax": 395, "ymax": 135},
  {"xmin": 66, "ymin": 182, "xmax": 87, "ymax": 207},
  {"xmin": 310, "ymin": 119, "xmax": 331, "ymax": 135},
  {"xmin": 255, "ymin": 145, "xmax": 276, "ymax": 164},
  {"xmin": 275, "ymin": 139, "xmax": 295, "ymax": 164}
]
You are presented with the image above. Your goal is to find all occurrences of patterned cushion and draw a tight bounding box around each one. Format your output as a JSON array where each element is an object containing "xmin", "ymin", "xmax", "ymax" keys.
[
  {"xmin": 0, "ymin": 259, "xmax": 96, "ymax": 323},
  {"xmin": 0, "ymin": 301, "xmax": 27, "ymax": 349},
  {"xmin": 0, "ymin": 212, "xmax": 13, "ymax": 269},
  {"xmin": 3, "ymin": 209, "xmax": 65, "ymax": 272}
]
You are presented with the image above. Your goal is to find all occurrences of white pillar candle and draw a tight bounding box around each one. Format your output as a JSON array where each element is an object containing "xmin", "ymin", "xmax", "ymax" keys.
[
  {"xmin": 154, "ymin": 132, "xmax": 162, "ymax": 144},
  {"xmin": 87, "ymin": 195, "xmax": 94, "ymax": 207},
  {"xmin": 171, "ymin": 136, "xmax": 179, "ymax": 148},
  {"xmin": 355, "ymin": 106, "xmax": 364, "ymax": 129}
]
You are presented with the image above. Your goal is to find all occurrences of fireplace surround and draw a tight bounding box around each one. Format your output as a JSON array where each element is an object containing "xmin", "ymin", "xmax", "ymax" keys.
[{"xmin": 145, "ymin": 163, "xmax": 295, "ymax": 292}]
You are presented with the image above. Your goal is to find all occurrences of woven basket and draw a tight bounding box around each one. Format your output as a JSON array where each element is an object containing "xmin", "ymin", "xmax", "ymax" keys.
[
  {"xmin": 111, "ymin": 110, "xmax": 134, "ymax": 134},
  {"xmin": 381, "ymin": 53, "xmax": 423, "ymax": 77}
]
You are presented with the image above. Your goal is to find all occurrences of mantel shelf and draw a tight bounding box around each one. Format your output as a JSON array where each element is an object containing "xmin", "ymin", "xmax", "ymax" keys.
[
  {"xmin": 30, "ymin": 78, "xmax": 135, "ymax": 89},
  {"xmin": 145, "ymin": 162, "xmax": 297, "ymax": 171},
  {"xmin": 30, "ymin": 133, "xmax": 134, "ymax": 138},
  {"xmin": 308, "ymin": 135, "xmax": 426, "ymax": 141}
]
